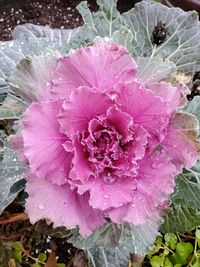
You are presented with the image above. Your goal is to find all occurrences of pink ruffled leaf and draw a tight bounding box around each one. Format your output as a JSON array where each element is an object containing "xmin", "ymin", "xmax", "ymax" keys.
[
  {"xmin": 25, "ymin": 175, "xmax": 104, "ymax": 235},
  {"xmin": 68, "ymin": 136, "xmax": 93, "ymax": 183},
  {"xmin": 59, "ymin": 86, "xmax": 113, "ymax": 136},
  {"xmin": 51, "ymin": 41, "xmax": 137, "ymax": 99},
  {"xmin": 106, "ymin": 105, "xmax": 133, "ymax": 141},
  {"xmin": 75, "ymin": 176, "xmax": 137, "ymax": 211},
  {"xmin": 162, "ymin": 112, "xmax": 200, "ymax": 171},
  {"xmin": 116, "ymin": 81, "xmax": 170, "ymax": 141},
  {"xmin": 146, "ymin": 82, "xmax": 190, "ymax": 112},
  {"xmin": 22, "ymin": 100, "xmax": 73, "ymax": 185},
  {"xmin": 109, "ymin": 149, "xmax": 176, "ymax": 225}
]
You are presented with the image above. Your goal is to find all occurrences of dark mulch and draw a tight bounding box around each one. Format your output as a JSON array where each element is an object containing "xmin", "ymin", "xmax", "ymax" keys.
[{"xmin": 0, "ymin": 0, "xmax": 140, "ymax": 41}]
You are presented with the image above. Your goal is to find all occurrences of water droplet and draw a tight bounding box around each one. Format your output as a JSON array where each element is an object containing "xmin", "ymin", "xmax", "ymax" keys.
[
  {"xmin": 39, "ymin": 204, "xmax": 44, "ymax": 210},
  {"xmin": 104, "ymin": 194, "xmax": 109, "ymax": 199},
  {"xmin": 45, "ymin": 82, "xmax": 50, "ymax": 87},
  {"xmin": 152, "ymin": 163, "xmax": 158, "ymax": 169},
  {"xmin": 64, "ymin": 202, "xmax": 68, "ymax": 207},
  {"xmin": 103, "ymin": 175, "xmax": 117, "ymax": 184},
  {"xmin": 9, "ymin": 42, "xmax": 14, "ymax": 48},
  {"xmin": 157, "ymin": 163, "xmax": 164, "ymax": 168},
  {"xmin": 172, "ymin": 144, "xmax": 177, "ymax": 148}
]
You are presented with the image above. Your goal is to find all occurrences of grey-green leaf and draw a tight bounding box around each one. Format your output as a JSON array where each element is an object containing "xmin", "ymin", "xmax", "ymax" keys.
[
  {"xmin": 172, "ymin": 171, "xmax": 200, "ymax": 209},
  {"xmin": 68, "ymin": 0, "xmax": 122, "ymax": 49},
  {"xmin": 122, "ymin": 0, "xmax": 200, "ymax": 72},
  {"xmin": 183, "ymin": 97, "xmax": 200, "ymax": 126},
  {"xmin": 0, "ymin": 93, "xmax": 26, "ymax": 120},
  {"xmin": 8, "ymin": 56, "xmax": 55, "ymax": 103},
  {"xmin": 161, "ymin": 162, "xmax": 200, "ymax": 233},
  {"xmin": 70, "ymin": 0, "xmax": 200, "ymax": 73},
  {"xmin": 112, "ymin": 26, "xmax": 134, "ymax": 54},
  {"xmin": 137, "ymin": 56, "xmax": 176, "ymax": 83},
  {"xmin": 161, "ymin": 205, "xmax": 200, "ymax": 233},
  {"xmin": 0, "ymin": 139, "xmax": 27, "ymax": 214},
  {"xmin": 69, "ymin": 219, "xmax": 159, "ymax": 267},
  {"xmin": 0, "ymin": 24, "xmax": 79, "ymax": 85}
]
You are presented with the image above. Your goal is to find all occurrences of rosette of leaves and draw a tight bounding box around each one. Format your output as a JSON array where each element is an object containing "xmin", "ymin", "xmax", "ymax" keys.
[{"xmin": 1, "ymin": 0, "xmax": 200, "ymax": 266}]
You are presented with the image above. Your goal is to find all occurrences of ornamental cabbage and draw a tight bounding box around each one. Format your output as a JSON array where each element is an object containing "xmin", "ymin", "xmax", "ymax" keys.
[{"xmin": 10, "ymin": 41, "xmax": 200, "ymax": 235}]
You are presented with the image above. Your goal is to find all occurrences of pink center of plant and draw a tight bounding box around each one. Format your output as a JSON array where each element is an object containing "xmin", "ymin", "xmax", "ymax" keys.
[{"xmin": 79, "ymin": 115, "xmax": 137, "ymax": 184}]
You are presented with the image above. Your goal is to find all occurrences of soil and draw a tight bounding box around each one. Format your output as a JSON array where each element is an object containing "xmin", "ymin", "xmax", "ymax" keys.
[
  {"xmin": 162, "ymin": 0, "xmax": 200, "ymax": 15},
  {"xmin": 0, "ymin": 0, "xmax": 140, "ymax": 41}
]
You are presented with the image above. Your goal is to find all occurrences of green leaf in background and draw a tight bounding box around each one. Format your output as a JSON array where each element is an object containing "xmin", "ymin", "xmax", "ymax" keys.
[
  {"xmin": 150, "ymin": 255, "xmax": 163, "ymax": 267},
  {"xmin": 195, "ymin": 229, "xmax": 200, "ymax": 248},
  {"xmin": 164, "ymin": 233, "xmax": 178, "ymax": 250},
  {"xmin": 12, "ymin": 250, "xmax": 22, "ymax": 264},
  {"xmin": 38, "ymin": 253, "xmax": 47, "ymax": 262},
  {"xmin": 32, "ymin": 263, "xmax": 42, "ymax": 267},
  {"xmin": 12, "ymin": 241, "xmax": 23, "ymax": 251},
  {"xmin": 0, "ymin": 137, "xmax": 27, "ymax": 214},
  {"xmin": 69, "ymin": 219, "xmax": 159, "ymax": 267}
]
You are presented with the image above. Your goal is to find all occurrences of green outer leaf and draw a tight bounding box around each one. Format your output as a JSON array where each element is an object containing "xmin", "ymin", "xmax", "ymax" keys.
[
  {"xmin": 68, "ymin": 0, "xmax": 121, "ymax": 50},
  {"xmin": 69, "ymin": 219, "xmax": 159, "ymax": 266},
  {"xmin": 183, "ymin": 97, "xmax": 200, "ymax": 127},
  {"xmin": 69, "ymin": 0, "xmax": 200, "ymax": 73},
  {"xmin": 172, "ymin": 172, "xmax": 200, "ymax": 209},
  {"xmin": 161, "ymin": 162, "xmax": 200, "ymax": 233},
  {"xmin": 136, "ymin": 56, "xmax": 176, "ymax": 83},
  {"xmin": 122, "ymin": 0, "xmax": 200, "ymax": 72},
  {"xmin": 0, "ymin": 93, "xmax": 26, "ymax": 120},
  {"xmin": 112, "ymin": 26, "xmax": 134, "ymax": 54},
  {"xmin": 0, "ymin": 24, "xmax": 79, "ymax": 85},
  {"xmin": 0, "ymin": 138, "xmax": 27, "ymax": 214},
  {"xmin": 161, "ymin": 205, "xmax": 200, "ymax": 233},
  {"xmin": 8, "ymin": 56, "xmax": 56, "ymax": 103}
]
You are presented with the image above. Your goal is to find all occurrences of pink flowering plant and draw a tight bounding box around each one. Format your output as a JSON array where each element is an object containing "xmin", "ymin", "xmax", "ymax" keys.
[{"xmin": 1, "ymin": 0, "xmax": 200, "ymax": 265}]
